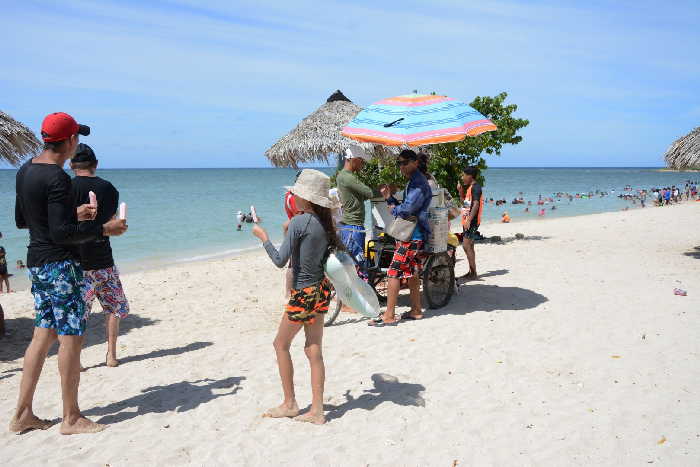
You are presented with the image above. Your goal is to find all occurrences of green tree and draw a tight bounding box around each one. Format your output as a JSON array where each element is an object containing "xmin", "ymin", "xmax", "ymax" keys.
[{"xmin": 355, "ymin": 92, "xmax": 529, "ymax": 197}]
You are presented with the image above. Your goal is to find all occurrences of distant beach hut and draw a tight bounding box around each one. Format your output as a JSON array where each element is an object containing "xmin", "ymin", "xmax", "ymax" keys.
[
  {"xmin": 265, "ymin": 90, "xmax": 396, "ymax": 168},
  {"xmin": 0, "ymin": 110, "xmax": 40, "ymax": 166},
  {"xmin": 664, "ymin": 127, "xmax": 700, "ymax": 170}
]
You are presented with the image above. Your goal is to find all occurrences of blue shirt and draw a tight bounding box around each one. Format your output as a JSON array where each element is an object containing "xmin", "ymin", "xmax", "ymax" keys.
[{"xmin": 387, "ymin": 170, "xmax": 432, "ymax": 240}]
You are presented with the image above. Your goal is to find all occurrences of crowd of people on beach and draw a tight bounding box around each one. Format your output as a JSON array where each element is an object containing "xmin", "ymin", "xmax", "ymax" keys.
[
  {"xmin": 6, "ymin": 111, "xmax": 699, "ymax": 432},
  {"xmin": 490, "ymin": 180, "xmax": 700, "ymax": 222},
  {"xmin": 7, "ymin": 113, "xmax": 486, "ymax": 431}
]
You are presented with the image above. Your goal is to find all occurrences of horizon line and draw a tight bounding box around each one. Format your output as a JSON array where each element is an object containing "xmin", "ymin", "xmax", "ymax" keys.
[{"xmin": 0, "ymin": 165, "xmax": 672, "ymax": 170}]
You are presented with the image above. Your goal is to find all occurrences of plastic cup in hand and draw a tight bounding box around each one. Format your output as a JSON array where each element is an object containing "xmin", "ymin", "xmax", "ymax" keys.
[
  {"xmin": 88, "ymin": 191, "xmax": 97, "ymax": 208},
  {"xmin": 250, "ymin": 205, "xmax": 258, "ymax": 223},
  {"xmin": 119, "ymin": 202, "xmax": 127, "ymax": 221}
]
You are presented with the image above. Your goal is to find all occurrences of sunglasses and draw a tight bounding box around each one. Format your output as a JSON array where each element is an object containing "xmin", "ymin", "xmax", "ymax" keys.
[{"xmin": 396, "ymin": 159, "xmax": 412, "ymax": 167}]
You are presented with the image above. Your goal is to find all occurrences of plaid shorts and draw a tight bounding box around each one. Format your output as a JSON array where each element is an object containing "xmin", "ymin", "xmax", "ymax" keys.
[
  {"xmin": 82, "ymin": 266, "xmax": 130, "ymax": 319},
  {"xmin": 387, "ymin": 240, "xmax": 424, "ymax": 279},
  {"xmin": 29, "ymin": 260, "xmax": 86, "ymax": 336},
  {"xmin": 286, "ymin": 278, "xmax": 332, "ymax": 324}
]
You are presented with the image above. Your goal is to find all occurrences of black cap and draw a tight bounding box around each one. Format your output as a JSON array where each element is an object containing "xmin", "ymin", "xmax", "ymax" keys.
[{"xmin": 72, "ymin": 143, "xmax": 97, "ymax": 163}]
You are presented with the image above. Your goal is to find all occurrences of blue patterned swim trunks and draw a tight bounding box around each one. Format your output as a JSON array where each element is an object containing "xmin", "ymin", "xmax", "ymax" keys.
[{"xmin": 28, "ymin": 260, "xmax": 86, "ymax": 336}]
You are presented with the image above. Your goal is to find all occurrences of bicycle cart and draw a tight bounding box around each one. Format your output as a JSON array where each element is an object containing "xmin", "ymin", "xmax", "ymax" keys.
[{"xmin": 325, "ymin": 192, "xmax": 458, "ymax": 326}]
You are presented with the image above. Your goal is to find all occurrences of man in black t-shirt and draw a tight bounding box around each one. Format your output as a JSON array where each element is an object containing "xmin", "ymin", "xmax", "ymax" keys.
[
  {"xmin": 11, "ymin": 112, "xmax": 127, "ymax": 435},
  {"xmin": 71, "ymin": 143, "xmax": 130, "ymax": 368}
]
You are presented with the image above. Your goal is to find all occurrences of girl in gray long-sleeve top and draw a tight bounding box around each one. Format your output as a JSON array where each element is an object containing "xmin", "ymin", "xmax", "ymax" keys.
[{"xmin": 251, "ymin": 169, "xmax": 341, "ymax": 425}]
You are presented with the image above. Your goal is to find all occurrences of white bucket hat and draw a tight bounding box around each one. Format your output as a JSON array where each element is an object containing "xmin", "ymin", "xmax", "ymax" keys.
[
  {"xmin": 345, "ymin": 144, "xmax": 371, "ymax": 161},
  {"xmin": 289, "ymin": 169, "xmax": 338, "ymax": 208}
]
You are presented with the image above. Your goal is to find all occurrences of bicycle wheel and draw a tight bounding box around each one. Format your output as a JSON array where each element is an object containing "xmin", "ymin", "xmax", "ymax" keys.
[
  {"xmin": 324, "ymin": 286, "xmax": 343, "ymax": 327},
  {"xmin": 369, "ymin": 273, "xmax": 389, "ymax": 304},
  {"xmin": 422, "ymin": 252, "xmax": 455, "ymax": 309}
]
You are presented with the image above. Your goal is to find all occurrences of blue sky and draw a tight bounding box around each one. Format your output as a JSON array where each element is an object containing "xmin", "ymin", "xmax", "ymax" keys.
[{"xmin": 2, "ymin": 0, "xmax": 699, "ymax": 168}]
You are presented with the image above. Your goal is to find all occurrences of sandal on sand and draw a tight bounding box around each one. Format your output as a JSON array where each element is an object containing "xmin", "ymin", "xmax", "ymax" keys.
[
  {"xmin": 368, "ymin": 318, "xmax": 399, "ymax": 327},
  {"xmin": 400, "ymin": 312, "xmax": 423, "ymax": 321}
]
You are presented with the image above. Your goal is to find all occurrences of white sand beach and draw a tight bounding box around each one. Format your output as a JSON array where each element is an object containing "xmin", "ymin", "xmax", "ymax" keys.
[{"xmin": 1, "ymin": 203, "xmax": 699, "ymax": 466}]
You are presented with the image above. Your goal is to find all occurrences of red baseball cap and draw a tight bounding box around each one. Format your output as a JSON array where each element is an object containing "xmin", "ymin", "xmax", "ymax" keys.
[{"xmin": 41, "ymin": 112, "xmax": 90, "ymax": 142}]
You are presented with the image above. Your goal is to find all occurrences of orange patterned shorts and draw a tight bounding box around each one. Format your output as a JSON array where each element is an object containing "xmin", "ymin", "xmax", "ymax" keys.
[{"xmin": 285, "ymin": 278, "xmax": 332, "ymax": 324}]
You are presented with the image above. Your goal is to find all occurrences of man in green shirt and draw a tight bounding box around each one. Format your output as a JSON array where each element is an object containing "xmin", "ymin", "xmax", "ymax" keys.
[{"xmin": 336, "ymin": 145, "xmax": 376, "ymax": 280}]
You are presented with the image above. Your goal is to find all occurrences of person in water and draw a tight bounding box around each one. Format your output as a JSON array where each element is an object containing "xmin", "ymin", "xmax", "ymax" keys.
[{"xmin": 252, "ymin": 169, "xmax": 340, "ymax": 425}]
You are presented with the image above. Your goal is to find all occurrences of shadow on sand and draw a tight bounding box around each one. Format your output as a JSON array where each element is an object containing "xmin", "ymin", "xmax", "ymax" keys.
[
  {"xmin": 477, "ymin": 235, "xmax": 551, "ymax": 245},
  {"xmin": 84, "ymin": 377, "xmax": 245, "ymax": 425},
  {"xmin": 456, "ymin": 269, "xmax": 509, "ymax": 286},
  {"xmin": 0, "ymin": 313, "xmax": 159, "ymax": 363},
  {"xmin": 683, "ymin": 246, "xmax": 700, "ymax": 259},
  {"xmin": 82, "ymin": 341, "xmax": 214, "ymax": 370},
  {"xmin": 324, "ymin": 373, "xmax": 425, "ymax": 422},
  {"xmin": 427, "ymin": 283, "xmax": 547, "ymax": 318}
]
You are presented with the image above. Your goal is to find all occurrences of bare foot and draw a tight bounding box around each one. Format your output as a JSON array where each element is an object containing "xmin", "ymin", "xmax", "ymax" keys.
[
  {"xmin": 106, "ymin": 353, "xmax": 119, "ymax": 367},
  {"xmin": 341, "ymin": 304, "xmax": 358, "ymax": 314},
  {"xmin": 294, "ymin": 412, "xmax": 326, "ymax": 425},
  {"xmin": 263, "ymin": 402, "xmax": 299, "ymax": 418},
  {"xmin": 60, "ymin": 416, "xmax": 106, "ymax": 435},
  {"xmin": 9, "ymin": 414, "xmax": 54, "ymax": 433}
]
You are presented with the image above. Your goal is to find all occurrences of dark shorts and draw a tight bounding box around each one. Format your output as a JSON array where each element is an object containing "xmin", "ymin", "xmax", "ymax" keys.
[
  {"xmin": 387, "ymin": 240, "xmax": 424, "ymax": 279},
  {"xmin": 0, "ymin": 263, "xmax": 7, "ymax": 276},
  {"xmin": 286, "ymin": 278, "xmax": 332, "ymax": 324},
  {"xmin": 28, "ymin": 260, "xmax": 86, "ymax": 336},
  {"xmin": 463, "ymin": 224, "xmax": 480, "ymax": 241}
]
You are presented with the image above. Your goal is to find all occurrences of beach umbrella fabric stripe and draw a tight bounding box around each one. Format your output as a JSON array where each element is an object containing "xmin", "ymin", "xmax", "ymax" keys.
[{"xmin": 342, "ymin": 94, "xmax": 497, "ymax": 146}]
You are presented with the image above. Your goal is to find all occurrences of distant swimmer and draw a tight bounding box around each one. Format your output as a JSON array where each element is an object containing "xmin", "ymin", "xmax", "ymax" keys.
[
  {"xmin": 236, "ymin": 210, "xmax": 244, "ymax": 231},
  {"xmin": 501, "ymin": 212, "xmax": 511, "ymax": 223},
  {"xmin": 538, "ymin": 208, "xmax": 546, "ymax": 216}
]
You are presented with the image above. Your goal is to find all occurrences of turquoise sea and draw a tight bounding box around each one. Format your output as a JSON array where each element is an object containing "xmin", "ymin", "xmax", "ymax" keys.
[{"xmin": 1, "ymin": 167, "xmax": 697, "ymax": 289}]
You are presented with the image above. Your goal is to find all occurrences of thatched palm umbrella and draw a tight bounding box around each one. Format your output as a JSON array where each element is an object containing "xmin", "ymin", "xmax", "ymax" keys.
[
  {"xmin": 665, "ymin": 127, "xmax": 700, "ymax": 170},
  {"xmin": 265, "ymin": 90, "xmax": 396, "ymax": 168},
  {"xmin": 0, "ymin": 110, "xmax": 40, "ymax": 166}
]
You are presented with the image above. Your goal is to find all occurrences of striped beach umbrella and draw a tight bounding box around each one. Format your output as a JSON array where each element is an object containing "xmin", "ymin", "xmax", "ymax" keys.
[{"xmin": 342, "ymin": 94, "xmax": 497, "ymax": 147}]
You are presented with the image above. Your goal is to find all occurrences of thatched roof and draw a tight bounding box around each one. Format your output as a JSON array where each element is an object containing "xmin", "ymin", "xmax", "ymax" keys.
[
  {"xmin": 0, "ymin": 110, "xmax": 40, "ymax": 166},
  {"xmin": 665, "ymin": 127, "xmax": 700, "ymax": 169},
  {"xmin": 265, "ymin": 90, "xmax": 397, "ymax": 168}
]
